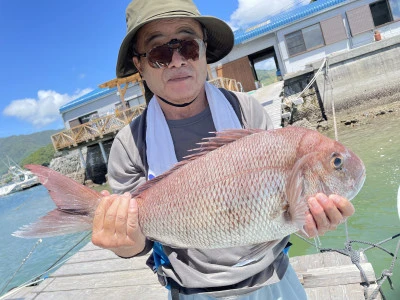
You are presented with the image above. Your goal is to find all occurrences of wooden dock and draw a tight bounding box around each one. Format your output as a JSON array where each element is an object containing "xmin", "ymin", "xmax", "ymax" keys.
[
  {"xmin": 5, "ymin": 242, "xmax": 382, "ymax": 299},
  {"xmin": 250, "ymin": 81, "xmax": 284, "ymax": 129},
  {"xmin": 290, "ymin": 251, "xmax": 381, "ymax": 299}
]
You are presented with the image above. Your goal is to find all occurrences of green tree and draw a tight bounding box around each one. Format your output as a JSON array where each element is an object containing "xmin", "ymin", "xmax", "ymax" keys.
[{"xmin": 20, "ymin": 144, "xmax": 55, "ymax": 167}]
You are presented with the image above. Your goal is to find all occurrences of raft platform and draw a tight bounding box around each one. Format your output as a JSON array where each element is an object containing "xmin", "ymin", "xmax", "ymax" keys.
[{"xmin": 6, "ymin": 242, "xmax": 382, "ymax": 299}]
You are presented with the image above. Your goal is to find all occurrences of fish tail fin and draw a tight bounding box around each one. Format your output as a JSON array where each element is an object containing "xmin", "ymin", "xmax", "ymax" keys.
[
  {"xmin": 12, "ymin": 209, "xmax": 93, "ymax": 238},
  {"xmin": 13, "ymin": 165, "xmax": 101, "ymax": 238}
]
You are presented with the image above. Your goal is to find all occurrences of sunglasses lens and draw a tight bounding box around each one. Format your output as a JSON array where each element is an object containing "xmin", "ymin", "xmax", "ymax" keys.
[
  {"xmin": 147, "ymin": 39, "xmax": 202, "ymax": 68},
  {"xmin": 180, "ymin": 40, "xmax": 200, "ymax": 61},
  {"xmin": 148, "ymin": 45, "xmax": 173, "ymax": 67}
]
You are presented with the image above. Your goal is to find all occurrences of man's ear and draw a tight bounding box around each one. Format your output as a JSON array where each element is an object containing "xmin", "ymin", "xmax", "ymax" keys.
[{"xmin": 133, "ymin": 57, "xmax": 144, "ymax": 78}]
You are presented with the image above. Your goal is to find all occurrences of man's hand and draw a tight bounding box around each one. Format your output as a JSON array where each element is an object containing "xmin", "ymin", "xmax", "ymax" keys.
[
  {"xmin": 92, "ymin": 191, "xmax": 146, "ymax": 258},
  {"xmin": 303, "ymin": 193, "xmax": 355, "ymax": 238}
]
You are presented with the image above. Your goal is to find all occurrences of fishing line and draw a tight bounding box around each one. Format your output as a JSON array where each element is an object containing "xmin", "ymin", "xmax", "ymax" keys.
[
  {"xmin": 0, "ymin": 239, "xmax": 42, "ymax": 296},
  {"xmin": 38, "ymin": 231, "xmax": 91, "ymax": 280},
  {"xmin": 0, "ymin": 232, "xmax": 90, "ymax": 299}
]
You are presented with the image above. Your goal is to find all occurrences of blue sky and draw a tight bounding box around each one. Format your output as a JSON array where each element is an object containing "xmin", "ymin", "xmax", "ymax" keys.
[{"xmin": 0, "ymin": 0, "xmax": 308, "ymax": 138}]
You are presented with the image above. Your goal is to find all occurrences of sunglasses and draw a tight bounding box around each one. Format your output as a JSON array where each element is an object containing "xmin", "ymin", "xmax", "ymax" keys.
[{"xmin": 135, "ymin": 38, "xmax": 206, "ymax": 68}]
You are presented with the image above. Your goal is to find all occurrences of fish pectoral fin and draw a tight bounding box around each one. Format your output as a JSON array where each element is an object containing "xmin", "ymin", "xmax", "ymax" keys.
[
  {"xmin": 234, "ymin": 240, "xmax": 278, "ymax": 267},
  {"xmin": 12, "ymin": 209, "xmax": 92, "ymax": 239},
  {"xmin": 286, "ymin": 156, "xmax": 311, "ymax": 232}
]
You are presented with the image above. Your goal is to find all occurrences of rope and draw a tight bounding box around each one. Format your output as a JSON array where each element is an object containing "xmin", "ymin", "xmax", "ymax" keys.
[
  {"xmin": 368, "ymin": 240, "xmax": 400, "ymax": 300},
  {"xmin": 286, "ymin": 57, "xmax": 327, "ymax": 105}
]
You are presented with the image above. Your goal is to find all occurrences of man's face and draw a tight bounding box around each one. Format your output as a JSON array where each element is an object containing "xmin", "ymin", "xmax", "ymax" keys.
[{"xmin": 133, "ymin": 18, "xmax": 208, "ymax": 104}]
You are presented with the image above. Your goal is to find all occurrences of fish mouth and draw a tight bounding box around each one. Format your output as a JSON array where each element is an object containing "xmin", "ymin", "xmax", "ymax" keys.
[{"xmin": 347, "ymin": 169, "xmax": 366, "ymax": 201}]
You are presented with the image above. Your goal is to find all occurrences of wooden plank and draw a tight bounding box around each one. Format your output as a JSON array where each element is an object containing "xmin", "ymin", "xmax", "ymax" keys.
[
  {"xmin": 33, "ymin": 285, "xmax": 167, "ymax": 300},
  {"xmin": 51, "ymin": 258, "xmax": 150, "ymax": 277},
  {"xmin": 301, "ymin": 263, "xmax": 376, "ymax": 288},
  {"xmin": 305, "ymin": 284, "xmax": 357, "ymax": 300},
  {"xmin": 65, "ymin": 249, "xmax": 120, "ymax": 263},
  {"xmin": 11, "ymin": 247, "xmax": 380, "ymax": 300},
  {"xmin": 305, "ymin": 283, "xmax": 382, "ymax": 300},
  {"xmin": 40, "ymin": 269, "xmax": 161, "ymax": 291}
]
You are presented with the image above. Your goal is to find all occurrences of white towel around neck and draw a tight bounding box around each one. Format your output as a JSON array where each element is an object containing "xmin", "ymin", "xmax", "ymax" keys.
[{"xmin": 146, "ymin": 82, "xmax": 241, "ymax": 179}]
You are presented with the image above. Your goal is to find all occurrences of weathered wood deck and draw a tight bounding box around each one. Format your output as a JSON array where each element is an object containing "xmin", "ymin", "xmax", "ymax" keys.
[
  {"xmin": 250, "ymin": 81, "xmax": 284, "ymax": 129},
  {"xmin": 290, "ymin": 251, "xmax": 381, "ymax": 299},
  {"xmin": 6, "ymin": 242, "xmax": 381, "ymax": 299}
]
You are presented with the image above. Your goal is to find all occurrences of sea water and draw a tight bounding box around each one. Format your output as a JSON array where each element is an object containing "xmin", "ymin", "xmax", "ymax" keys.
[
  {"xmin": 290, "ymin": 115, "xmax": 400, "ymax": 300},
  {"xmin": 0, "ymin": 186, "xmax": 90, "ymax": 296},
  {"xmin": 0, "ymin": 115, "xmax": 399, "ymax": 298}
]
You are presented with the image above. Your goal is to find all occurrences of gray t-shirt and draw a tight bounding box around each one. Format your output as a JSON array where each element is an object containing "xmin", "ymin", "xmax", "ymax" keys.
[
  {"xmin": 167, "ymin": 105, "xmax": 216, "ymax": 162},
  {"xmin": 107, "ymin": 91, "xmax": 288, "ymax": 297}
]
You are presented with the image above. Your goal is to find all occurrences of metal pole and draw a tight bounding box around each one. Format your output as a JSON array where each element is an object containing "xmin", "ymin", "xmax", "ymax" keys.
[{"xmin": 98, "ymin": 141, "xmax": 108, "ymax": 164}]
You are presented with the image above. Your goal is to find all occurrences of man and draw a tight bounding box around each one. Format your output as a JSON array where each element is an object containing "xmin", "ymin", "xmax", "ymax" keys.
[{"xmin": 92, "ymin": 0, "xmax": 354, "ymax": 298}]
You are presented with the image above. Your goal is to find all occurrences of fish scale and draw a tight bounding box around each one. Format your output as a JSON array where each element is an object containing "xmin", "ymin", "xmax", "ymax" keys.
[
  {"xmin": 13, "ymin": 127, "xmax": 366, "ymax": 248},
  {"xmin": 135, "ymin": 128, "xmax": 365, "ymax": 248}
]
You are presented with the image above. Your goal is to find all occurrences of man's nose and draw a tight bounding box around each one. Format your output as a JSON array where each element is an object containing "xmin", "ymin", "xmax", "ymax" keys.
[{"xmin": 167, "ymin": 48, "xmax": 187, "ymax": 68}]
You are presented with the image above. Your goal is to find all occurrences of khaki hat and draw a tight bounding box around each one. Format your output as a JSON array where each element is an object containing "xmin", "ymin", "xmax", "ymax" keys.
[{"xmin": 116, "ymin": 0, "xmax": 234, "ymax": 78}]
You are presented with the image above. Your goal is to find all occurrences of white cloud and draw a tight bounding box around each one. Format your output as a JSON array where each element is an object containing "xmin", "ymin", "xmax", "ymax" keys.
[
  {"xmin": 3, "ymin": 88, "xmax": 93, "ymax": 127},
  {"xmin": 229, "ymin": 0, "xmax": 310, "ymax": 28}
]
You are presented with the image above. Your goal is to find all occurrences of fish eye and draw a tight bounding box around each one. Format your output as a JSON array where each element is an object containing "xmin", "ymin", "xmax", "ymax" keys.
[{"xmin": 330, "ymin": 154, "xmax": 343, "ymax": 170}]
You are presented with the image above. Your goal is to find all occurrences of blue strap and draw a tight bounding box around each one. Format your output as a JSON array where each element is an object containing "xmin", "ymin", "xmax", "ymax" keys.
[
  {"xmin": 152, "ymin": 242, "xmax": 172, "ymax": 289},
  {"xmin": 152, "ymin": 241, "xmax": 171, "ymax": 270}
]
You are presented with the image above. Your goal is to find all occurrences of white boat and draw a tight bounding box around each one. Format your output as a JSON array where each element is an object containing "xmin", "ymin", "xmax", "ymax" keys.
[{"xmin": 0, "ymin": 165, "xmax": 40, "ymax": 197}]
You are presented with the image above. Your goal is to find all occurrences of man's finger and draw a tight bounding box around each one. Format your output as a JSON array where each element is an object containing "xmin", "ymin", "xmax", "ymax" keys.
[
  {"xmin": 93, "ymin": 195, "xmax": 114, "ymax": 234},
  {"xmin": 115, "ymin": 193, "xmax": 131, "ymax": 237},
  {"xmin": 127, "ymin": 198, "xmax": 141, "ymax": 238},
  {"xmin": 330, "ymin": 194, "xmax": 355, "ymax": 217},
  {"xmin": 103, "ymin": 195, "xmax": 120, "ymax": 235},
  {"xmin": 308, "ymin": 196, "xmax": 329, "ymax": 233},
  {"xmin": 303, "ymin": 212, "xmax": 318, "ymax": 238},
  {"xmin": 316, "ymin": 193, "xmax": 342, "ymax": 227},
  {"xmin": 101, "ymin": 190, "xmax": 111, "ymax": 196}
]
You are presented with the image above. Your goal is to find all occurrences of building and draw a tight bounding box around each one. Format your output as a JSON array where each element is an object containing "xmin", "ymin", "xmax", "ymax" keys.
[
  {"xmin": 55, "ymin": 0, "xmax": 400, "ymax": 182},
  {"xmin": 60, "ymin": 82, "xmax": 145, "ymax": 130},
  {"xmin": 209, "ymin": 0, "xmax": 400, "ymax": 92}
]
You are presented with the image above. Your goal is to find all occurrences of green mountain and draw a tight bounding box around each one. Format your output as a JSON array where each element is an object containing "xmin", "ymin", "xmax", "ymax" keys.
[
  {"xmin": 255, "ymin": 69, "xmax": 278, "ymax": 86},
  {"xmin": 0, "ymin": 129, "xmax": 60, "ymax": 175}
]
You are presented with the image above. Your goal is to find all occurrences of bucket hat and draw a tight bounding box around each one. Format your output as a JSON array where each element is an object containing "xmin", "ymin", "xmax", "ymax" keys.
[{"xmin": 116, "ymin": 0, "xmax": 234, "ymax": 78}]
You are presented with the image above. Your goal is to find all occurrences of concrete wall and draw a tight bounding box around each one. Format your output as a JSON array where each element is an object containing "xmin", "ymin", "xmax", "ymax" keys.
[{"xmin": 313, "ymin": 34, "xmax": 400, "ymax": 112}]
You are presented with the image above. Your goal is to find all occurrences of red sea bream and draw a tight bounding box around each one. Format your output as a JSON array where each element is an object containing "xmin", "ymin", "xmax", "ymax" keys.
[{"xmin": 13, "ymin": 127, "xmax": 366, "ymax": 249}]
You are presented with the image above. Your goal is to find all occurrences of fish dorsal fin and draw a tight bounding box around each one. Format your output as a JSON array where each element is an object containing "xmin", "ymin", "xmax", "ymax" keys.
[
  {"xmin": 132, "ymin": 129, "xmax": 264, "ymax": 198},
  {"xmin": 187, "ymin": 128, "xmax": 264, "ymax": 155}
]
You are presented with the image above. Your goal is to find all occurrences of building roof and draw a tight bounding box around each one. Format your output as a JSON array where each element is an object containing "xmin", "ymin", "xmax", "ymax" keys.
[
  {"xmin": 234, "ymin": 0, "xmax": 347, "ymax": 44},
  {"xmin": 59, "ymin": 87, "xmax": 117, "ymax": 113}
]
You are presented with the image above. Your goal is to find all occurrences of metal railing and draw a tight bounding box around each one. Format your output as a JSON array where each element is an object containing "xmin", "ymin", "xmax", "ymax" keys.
[{"xmin": 51, "ymin": 104, "xmax": 146, "ymax": 151}]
